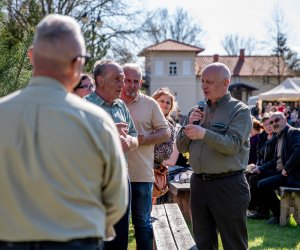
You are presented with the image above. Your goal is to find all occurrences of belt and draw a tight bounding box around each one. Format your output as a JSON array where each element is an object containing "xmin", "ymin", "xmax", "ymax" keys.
[
  {"xmin": 194, "ymin": 170, "xmax": 244, "ymax": 181},
  {"xmin": 0, "ymin": 237, "xmax": 102, "ymax": 247}
]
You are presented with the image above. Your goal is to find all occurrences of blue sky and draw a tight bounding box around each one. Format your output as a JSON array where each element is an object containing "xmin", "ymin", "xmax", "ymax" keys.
[{"xmin": 134, "ymin": 0, "xmax": 300, "ymax": 56}]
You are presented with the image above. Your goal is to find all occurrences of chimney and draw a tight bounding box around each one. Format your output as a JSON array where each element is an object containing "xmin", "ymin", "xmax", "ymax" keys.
[
  {"xmin": 213, "ymin": 54, "xmax": 219, "ymax": 62},
  {"xmin": 239, "ymin": 49, "xmax": 245, "ymax": 60}
]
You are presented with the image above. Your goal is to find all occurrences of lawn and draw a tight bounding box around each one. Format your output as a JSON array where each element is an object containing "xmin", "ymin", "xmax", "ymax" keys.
[{"xmin": 128, "ymin": 216, "xmax": 300, "ymax": 250}]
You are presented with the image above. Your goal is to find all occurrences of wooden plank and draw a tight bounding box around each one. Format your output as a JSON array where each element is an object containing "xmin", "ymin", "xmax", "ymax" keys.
[
  {"xmin": 294, "ymin": 193, "xmax": 300, "ymax": 225},
  {"xmin": 280, "ymin": 192, "xmax": 290, "ymax": 226},
  {"xmin": 279, "ymin": 187, "xmax": 300, "ymax": 226},
  {"xmin": 169, "ymin": 181, "xmax": 190, "ymax": 196},
  {"xmin": 152, "ymin": 204, "xmax": 177, "ymax": 250},
  {"xmin": 164, "ymin": 203, "xmax": 197, "ymax": 250},
  {"xmin": 279, "ymin": 187, "xmax": 300, "ymax": 196}
]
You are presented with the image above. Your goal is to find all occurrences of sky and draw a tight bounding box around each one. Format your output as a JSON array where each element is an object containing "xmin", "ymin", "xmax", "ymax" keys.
[{"xmin": 133, "ymin": 0, "xmax": 300, "ymax": 56}]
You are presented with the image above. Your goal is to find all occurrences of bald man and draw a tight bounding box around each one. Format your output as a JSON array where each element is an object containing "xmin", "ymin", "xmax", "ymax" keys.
[
  {"xmin": 177, "ymin": 62, "xmax": 252, "ymax": 250},
  {"xmin": 0, "ymin": 14, "xmax": 128, "ymax": 250}
]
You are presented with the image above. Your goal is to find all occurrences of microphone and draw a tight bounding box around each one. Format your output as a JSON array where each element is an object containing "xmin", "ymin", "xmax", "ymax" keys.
[{"xmin": 193, "ymin": 100, "xmax": 206, "ymax": 125}]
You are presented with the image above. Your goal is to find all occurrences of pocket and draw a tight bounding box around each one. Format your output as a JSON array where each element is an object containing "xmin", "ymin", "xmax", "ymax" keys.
[{"xmin": 211, "ymin": 127, "xmax": 228, "ymax": 135}]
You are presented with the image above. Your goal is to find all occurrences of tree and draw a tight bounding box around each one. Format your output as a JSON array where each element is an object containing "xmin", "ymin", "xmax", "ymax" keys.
[
  {"xmin": 267, "ymin": 6, "xmax": 300, "ymax": 83},
  {"xmin": 221, "ymin": 33, "xmax": 257, "ymax": 55},
  {"xmin": 142, "ymin": 8, "xmax": 203, "ymax": 47},
  {"xmin": 0, "ymin": 0, "xmax": 143, "ymax": 95}
]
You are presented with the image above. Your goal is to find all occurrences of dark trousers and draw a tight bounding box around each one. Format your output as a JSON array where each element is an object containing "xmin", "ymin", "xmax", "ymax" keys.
[
  {"xmin": 257, "ymin": 174, "xmax": 287, "ymax": 218},
  {"xmin": 246, "ymin": 169, "xmax": 280, "ymax": 214},
  {"xmin": 190, "ymin": 173, "xmax": 250, "ymax": 250},
  {"xmin": 104, "ymin": 179, "xmax": 131, "ymax": 250}
]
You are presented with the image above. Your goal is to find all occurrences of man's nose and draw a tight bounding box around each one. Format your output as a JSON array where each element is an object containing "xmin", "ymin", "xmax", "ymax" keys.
[{"xmin": 129, "ymin": 81, "xmax": 135, "ymax": 88}]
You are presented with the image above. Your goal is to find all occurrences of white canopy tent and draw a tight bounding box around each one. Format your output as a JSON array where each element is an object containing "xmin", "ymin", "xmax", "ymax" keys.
[{"xmin": 259, "ymin": 78, "xmax": 300, "ymax": 102}]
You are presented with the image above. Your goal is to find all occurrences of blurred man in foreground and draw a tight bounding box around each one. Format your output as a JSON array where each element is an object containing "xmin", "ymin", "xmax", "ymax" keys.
[{"xmin": 0, "ymin": 14, "xmax": 127, "ymax": 250}]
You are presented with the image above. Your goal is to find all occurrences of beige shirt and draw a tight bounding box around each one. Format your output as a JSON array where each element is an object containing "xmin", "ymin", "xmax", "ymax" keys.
[
  {"xmin": 276, "ymin": 135, "xmax": 284, "ymax": 171},
  {"xmin": 0, "ymin": 77, "xmax": 128, "ymax": 241},
  {"xmin": 125, "ymin": 93, "xmax": 169, "ymax": 182}
]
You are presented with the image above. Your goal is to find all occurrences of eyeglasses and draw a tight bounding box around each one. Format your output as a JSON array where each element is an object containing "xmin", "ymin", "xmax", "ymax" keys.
[
  {"xmin": 72, "ymin": 53, "xmax": 91, "ymax": 66},
  {"xmin": 76, "ymin": 84, "xmax": 95, "ymax": 91},
  {"xmin": 268, "ymin": 117, "xmax": 281, "ymax": 125}
]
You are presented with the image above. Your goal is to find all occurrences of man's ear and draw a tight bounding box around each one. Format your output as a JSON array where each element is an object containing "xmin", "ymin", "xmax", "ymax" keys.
[
  {"xmin": 28, "ymin": 46, "xmax": 33, "ymax": 65},
  {"xmin": 224, "ymin": 79, "xmax": 230, "ymax": 87},
  {"xmin": 96, "ymin": 75, "xmax": 104, "ymax": 86}
]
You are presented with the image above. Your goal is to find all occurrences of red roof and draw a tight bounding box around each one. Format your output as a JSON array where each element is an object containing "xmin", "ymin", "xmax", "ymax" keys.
[
  {"xmin": 139, "ymin": 39, "xmax": 204, "ymax": 56},
  {"xmin": 195, "ymin": 55, "xmax": 292, "ymax": 77}
]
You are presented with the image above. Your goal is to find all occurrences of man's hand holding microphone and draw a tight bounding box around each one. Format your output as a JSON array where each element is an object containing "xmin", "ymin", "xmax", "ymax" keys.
[{"xmin": 183, "ymin": 101, "xmax": 207, "ymax": 140}]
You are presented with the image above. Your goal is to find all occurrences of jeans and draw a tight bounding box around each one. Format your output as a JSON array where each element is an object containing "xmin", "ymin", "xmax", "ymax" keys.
[
  {"xmin": 131, "ymin": 182, "xmax": 153, "ymax": 250},
  {"xmin": 0, "ymin": 238, "xmax": 103, "ymax": 250},
  {"xmin": 104, "ymin": 179, "xmax": 131, "ymax": 250}
]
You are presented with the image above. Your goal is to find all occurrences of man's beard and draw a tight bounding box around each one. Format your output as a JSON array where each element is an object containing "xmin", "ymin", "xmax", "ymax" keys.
[{"xmin": 126, "ymin": 89, "xmax": 137, "ymax": 97}]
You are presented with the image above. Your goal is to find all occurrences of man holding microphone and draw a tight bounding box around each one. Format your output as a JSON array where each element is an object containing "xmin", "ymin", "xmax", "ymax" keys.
[{"xmin": 177, "ymin": 62, "xmax": 252, "ymax": 250}]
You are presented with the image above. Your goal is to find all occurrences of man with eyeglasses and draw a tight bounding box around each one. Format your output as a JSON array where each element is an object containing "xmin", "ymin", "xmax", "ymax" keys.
[
  {"xmin": 85, "ymin": 59, "xmax": 138, "ymax": 250},
  {"xmin": 256, "ymin": 111, "xmax": 300, "ymax": 224},
  {"xmin": 73, "ymin": 73, "xmax": 95, "ymax": 98},
  {"xmin": 0, "ymin": 14, "xmax": 128, "ymax": 250}
]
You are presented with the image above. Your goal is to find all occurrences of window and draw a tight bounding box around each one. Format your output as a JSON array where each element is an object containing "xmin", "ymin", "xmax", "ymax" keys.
[
  {"xmin": 182, "ymin": 60, "xmax": 191, "ymax": 76},
  {"xmin": 232, "ymin": 91, "xmax": 242, "ymax": 101},
  {"xmin": 169, "ymin": 62, "xmax": 177, "ymax": 75},
  {"xmin": 263, "ymin": 76, "xmax": 270, "ymax": 83},
  {"xmin": 155, "ymin": 60, "xmax": 163, "ymax": 76}
]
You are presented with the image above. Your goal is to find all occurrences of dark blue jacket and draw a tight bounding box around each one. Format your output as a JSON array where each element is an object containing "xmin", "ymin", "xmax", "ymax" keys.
[{"xmin": 260, "ymin": 125, "xmax": 300, "ymax": 185}]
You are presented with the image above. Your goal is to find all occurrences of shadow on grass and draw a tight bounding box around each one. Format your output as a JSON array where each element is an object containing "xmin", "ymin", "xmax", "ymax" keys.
[
  {"xmin": 128, "ymin": 215, "xmax": 300, "ymax": 250},
  {"xmin": 247, "ymin": 216, "xmax": 300, "ymax": 250}
]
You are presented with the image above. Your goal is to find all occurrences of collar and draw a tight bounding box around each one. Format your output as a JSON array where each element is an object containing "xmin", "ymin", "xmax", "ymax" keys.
[
  {"xmin": 126, "ymin": 92, "xmax": 142, "ymax": 105},
  {"xmin": 86, "ymin": 92, "xmax": 122, "ymax": 107},
  {"xmin": 29, "ymin": 76, "xmax": 67, "ymax": 92},
  {"xmin": 206, "ymin": 92, "xmax": 231, "ymax": 107},
  {"xmin": 277, "ymin": 125, "xmax": 289, "ymax": 138}
]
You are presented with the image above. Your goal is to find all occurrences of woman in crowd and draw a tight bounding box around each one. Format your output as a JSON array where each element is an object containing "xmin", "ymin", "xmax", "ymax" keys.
[
  {"xmin": 151, "ymin": 87, "xmax": 178, "ymax": 204},
  {"xmin": 248, "ymin": 118, "xmax": 263, "ymax": 165},
  {"xmin": 247, "ymin": 112, "xmax": 277, "ymax": 219},
  {"xmin": 73, "ymin": 73, "xmax": 95, "ymax": 98}
]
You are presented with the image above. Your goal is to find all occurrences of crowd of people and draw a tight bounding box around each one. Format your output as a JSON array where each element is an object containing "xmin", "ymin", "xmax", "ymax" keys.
[
  {"xmin": 246, "ymin": 110, "xmax": 300, "ymax": 225},
  {"xmin": 252, "ymin": 101, "xmax": 300, "ymax": 128},
  {"xmin": 0, "ymin": 13, "xmax": 299, "ymax": 250}
]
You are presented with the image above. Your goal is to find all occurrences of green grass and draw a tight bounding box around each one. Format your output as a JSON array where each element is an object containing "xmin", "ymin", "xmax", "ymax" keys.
[{"xmin": 128, "ymin": 216, "xmax": 300, "ymax": 250}]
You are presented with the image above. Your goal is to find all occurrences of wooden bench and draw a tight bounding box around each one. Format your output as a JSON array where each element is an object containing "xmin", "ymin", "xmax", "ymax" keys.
[
  {"xmin": 279, "ymin": 186, "xmax": 300, "ymax": 226},
  {"xmin": 151, "ymin": 203, "xmax": 197, "ymax": 250},
  {"xmin": 169, "ymin": 181, "xmax": 191, "ymax": 224}
]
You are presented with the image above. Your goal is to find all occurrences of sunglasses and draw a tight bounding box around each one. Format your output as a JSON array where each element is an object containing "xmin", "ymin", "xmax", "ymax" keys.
[
  {"xmin": 268, "ymin": 117, "xmax": 281, "ymax": 125},
  {"xmin": 76, "ymin": 84, "xmax": 95, "ymax": 91}
]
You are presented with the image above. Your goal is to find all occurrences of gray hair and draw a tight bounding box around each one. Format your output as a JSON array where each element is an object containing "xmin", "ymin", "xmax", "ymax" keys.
[
  {"xmin": 123, "ymin": 63, "xmax": 142, "ymax": 80},
  {"xmin": 93, "ymin": 59, "xmax": 122, "ymax": 85},
  {"xmin": 93, "ymin": 59, "xmax": 117, "ymax": 78},
  {"xmin": 33, "ymin": 14, "xmax": 85, "ymax": 66}
]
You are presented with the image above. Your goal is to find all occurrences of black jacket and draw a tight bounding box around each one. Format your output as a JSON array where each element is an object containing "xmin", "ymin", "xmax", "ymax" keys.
[
  {"xmin": 256, "ymin": 131, "xmax": 277, "ymax": 166},
  {"xmin": 260, "ymin": 125, "xmax": 300, "ymax": 182}
]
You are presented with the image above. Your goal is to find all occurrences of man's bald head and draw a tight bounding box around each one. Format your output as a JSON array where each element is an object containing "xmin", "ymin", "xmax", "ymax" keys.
[
  {"xmin": 202, "ymin": 63, "xmax": 231, "ymax": 82},
  {"xmin": 201, "ymin": 63, "xmax": 231, "ymax": 104}
]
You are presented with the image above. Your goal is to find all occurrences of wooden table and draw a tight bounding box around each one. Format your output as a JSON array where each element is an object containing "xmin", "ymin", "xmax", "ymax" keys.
[{"xmin": 169, "ymin": 181, "xmax": 191, "ymax": 224}]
